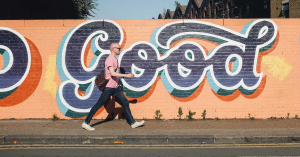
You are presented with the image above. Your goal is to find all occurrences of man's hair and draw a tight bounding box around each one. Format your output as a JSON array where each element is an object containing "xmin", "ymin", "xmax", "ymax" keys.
[{"xmin": 110, "ymin": 43, "xmax": 118, "ymax": 51}]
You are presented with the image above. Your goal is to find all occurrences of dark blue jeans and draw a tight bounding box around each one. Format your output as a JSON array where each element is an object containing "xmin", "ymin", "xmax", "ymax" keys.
[{"xmin": 85, "ymin": 86, "xmax": 136, "ymax": 125}]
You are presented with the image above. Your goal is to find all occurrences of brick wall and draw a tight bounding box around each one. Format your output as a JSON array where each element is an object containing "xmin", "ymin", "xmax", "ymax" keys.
[{"xmin": 0, "ymin": 19, "xmax": 299, "ymax": 120}]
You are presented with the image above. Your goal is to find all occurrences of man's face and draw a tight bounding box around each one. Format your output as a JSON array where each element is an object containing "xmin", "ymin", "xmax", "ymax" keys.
[{"xmin": 113, "ymin": 44, "xmax": 121, "ymax": 55}]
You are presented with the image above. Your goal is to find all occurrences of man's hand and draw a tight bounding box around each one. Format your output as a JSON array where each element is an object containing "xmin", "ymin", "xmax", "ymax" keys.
[{"xmin": 127, "ymin": 73, "xmax": 134, "ymax": 78}]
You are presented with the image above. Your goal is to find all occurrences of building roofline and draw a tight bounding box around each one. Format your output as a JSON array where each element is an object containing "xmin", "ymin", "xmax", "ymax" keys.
[
  {"xmin": 165, "ymin": 9, "xmax": 174, "ymax": 19},
  {"xmin": 158, "ymin": 14, "xmax": 163, "ymax": 19}
]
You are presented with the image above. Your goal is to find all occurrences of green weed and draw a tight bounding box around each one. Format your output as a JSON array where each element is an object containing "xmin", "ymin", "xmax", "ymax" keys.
[
  {"xmin": 248, "ymin": 113, "xmax": 255, "ymax": 120},
  {"xmin": 177, "ymin": 107, "xmax": 183, "ymax": 120},
  {"xmin": 154, "ymin": 110, "xmax": 163, "ymax": 120},
  {"xmin": 51, "ymin": 114, "xmax": 60, "ymax": 121},
  {"xmin": 201, "ymin": 109, "xmax": 207, "ymax": 120},
  {"xmin": 186, "ymin": 109, "xmax": 196, "ymax": 120}
]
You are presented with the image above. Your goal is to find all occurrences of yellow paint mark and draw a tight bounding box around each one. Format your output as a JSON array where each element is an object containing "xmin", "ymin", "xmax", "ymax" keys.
[
  {"xmin": 113, "ymin": 141, "xmax": 124, "ymax": 144},
  {"xmin": 44, "ymin": 55, "xmax": 58, "ymax": 98},
  {"xmin": 262, "ymin": 56, "xmax": 292, "ymax": 81}
]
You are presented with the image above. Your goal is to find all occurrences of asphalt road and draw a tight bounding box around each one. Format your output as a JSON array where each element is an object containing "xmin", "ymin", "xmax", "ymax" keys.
[{"xmin": 1, "ymin": 145, "xmax": 300, "ymax": 157}]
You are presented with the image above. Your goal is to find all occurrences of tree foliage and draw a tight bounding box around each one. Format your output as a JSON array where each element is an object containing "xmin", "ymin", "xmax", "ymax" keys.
[
  {"xmin": 162, "ymin": 8, "xmax": 167, "ymax": 17},
  {"xmin": 0, "ymin": 0, "xmax": 98, "ymax": 19}
]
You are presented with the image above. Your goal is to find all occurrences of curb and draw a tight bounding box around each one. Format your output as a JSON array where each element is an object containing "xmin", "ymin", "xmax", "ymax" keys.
[
  {"xmin": 215, "ymin": 136, "xmax": 300, "ymax": 144},
  {"xmin": 1, "ymin": 135, "xmax": 300, "ymax": 145}
]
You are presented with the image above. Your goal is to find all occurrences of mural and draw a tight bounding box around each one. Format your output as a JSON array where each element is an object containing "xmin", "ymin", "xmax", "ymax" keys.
[{"xmin": 56, "ymin": 19, "xmax": 278, "ymax": 118}]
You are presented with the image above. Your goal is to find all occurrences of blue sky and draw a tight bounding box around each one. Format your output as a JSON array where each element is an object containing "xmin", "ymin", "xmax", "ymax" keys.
[{"xmin": 89, "ymin": 0, "xmax": 189, "ymax": 19}]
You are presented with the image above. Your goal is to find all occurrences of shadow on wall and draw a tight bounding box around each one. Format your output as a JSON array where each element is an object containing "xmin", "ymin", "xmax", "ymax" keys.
[
  {"xmin": 104, "ymin": 96, "xmax": 137, "ymax": 122},
  {"xmin": 83, "ymin": 95, "xmax": 137, "ymax": 124},
  {"xmin": 0, "ymin": 38, "xmax": 42, "ymax": 107}
]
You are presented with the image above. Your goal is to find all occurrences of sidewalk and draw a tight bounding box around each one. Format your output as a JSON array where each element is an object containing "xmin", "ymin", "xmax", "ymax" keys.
[{"xmin": 0, "ymin": 119, "xmax": 299, "ymax": 145}]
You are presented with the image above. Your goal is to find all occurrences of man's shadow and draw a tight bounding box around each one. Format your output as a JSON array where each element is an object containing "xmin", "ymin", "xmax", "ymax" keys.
[
  {"xmin": 91, "ymin": 96, "xmax": 139, "ymax": 127},
  {"xmin": 91, "ymin": 67, "xmax": 144, "ymax": 128}
]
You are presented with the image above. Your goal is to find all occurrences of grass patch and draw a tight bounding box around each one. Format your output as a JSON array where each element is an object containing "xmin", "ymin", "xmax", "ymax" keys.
[{"xmin": 51, "ymin": 114, "xmax": 60, "ymax": 121}]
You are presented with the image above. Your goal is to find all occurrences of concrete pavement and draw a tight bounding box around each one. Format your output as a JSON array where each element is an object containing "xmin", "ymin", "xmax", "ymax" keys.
[{"xmin": 0, "ymin": 119, "xmax": 299, "ymax": 145}]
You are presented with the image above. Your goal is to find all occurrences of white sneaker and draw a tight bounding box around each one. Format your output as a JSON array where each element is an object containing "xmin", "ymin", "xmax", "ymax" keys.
[
  {"xmin": 131, "ymin": 120, "xmax": 145, "ymax": 128},
  {"xmin": 82, "ymin": 122, "xmax": 95, "ymax": 131}
]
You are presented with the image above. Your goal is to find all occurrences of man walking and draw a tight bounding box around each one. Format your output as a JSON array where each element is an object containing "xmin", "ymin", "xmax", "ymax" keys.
[{"xmin": 82, "ymin": 43, "xmax": 145, "ymax": 131}]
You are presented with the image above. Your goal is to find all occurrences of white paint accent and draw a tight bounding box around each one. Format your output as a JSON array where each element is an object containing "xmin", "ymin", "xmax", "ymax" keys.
[
  {"xmin": 185, "ymin": 50, "xmax": 194, "ymax": 61},
  {"xmin": 225, "ymin": 54, "xmax": 243, "ymax": 76},
  {"xmin": 138, "ymin": 49, "xmax": 148, "ymax": 60},
  {"xmin": 178, "ymin": 62, "xmax": 192, "ymax": 78},
  {"xmin": 131, "ymin": 63, "xmax": 145, "ymax": 78},
  {"xmin": 258, "ymin": 26, "xmax": 269, "ymax": 39}
]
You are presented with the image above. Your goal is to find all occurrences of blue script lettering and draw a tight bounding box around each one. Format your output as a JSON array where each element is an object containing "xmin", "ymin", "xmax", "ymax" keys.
[{"xmin": 56, "ymin": 19, "xmax": 278, "ymax": 118}]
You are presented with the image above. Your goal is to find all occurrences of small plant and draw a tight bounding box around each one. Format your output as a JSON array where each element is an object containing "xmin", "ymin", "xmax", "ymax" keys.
[
  {"xmin": 143, "ymin": 117, "xmax": 148, "ymax": 121},
  {"xmin": 215, "ymin": 117, "xmax": 220, "ymax": 120},
  {"xmin": 154, "ymin": 110, "xmax": 163, "ymax": 120},
  {"xmin": 270, "ymin": 116, "xmax": 276, "ymax": 119},
  {"xmin": 177, "ymin": 107, "xmax": 183, "ymax": 120},
  {"xmin": 51, "ymin": 114, "xmax": 59, "ymax": 121},
  {"xmin": 201, "ymin": 109, "xmax": 207, "ymax": 120},
  {"xmin": 280, "ymin": 117, "xmax": 284, "ymax": 119},
  {"xmin": 295, "ymin": 114, "xmax": 298, "ymax": 119},
  {"xmin": 287, "ymin": 113, "xmax": 290, "ymax": 119},
  {"xmin": 248, "ymin": 113, "xmax": 255, "ymax": 120},
  {"xmin": 186, "ymin": 109, "xmax": 196, "ymax": 120}
]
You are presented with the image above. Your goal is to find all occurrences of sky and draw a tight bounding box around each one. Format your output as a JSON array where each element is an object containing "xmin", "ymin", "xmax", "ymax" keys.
[{"xmin": 89, "ymin": 0, "xmax": 189, "ymax": 19}]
